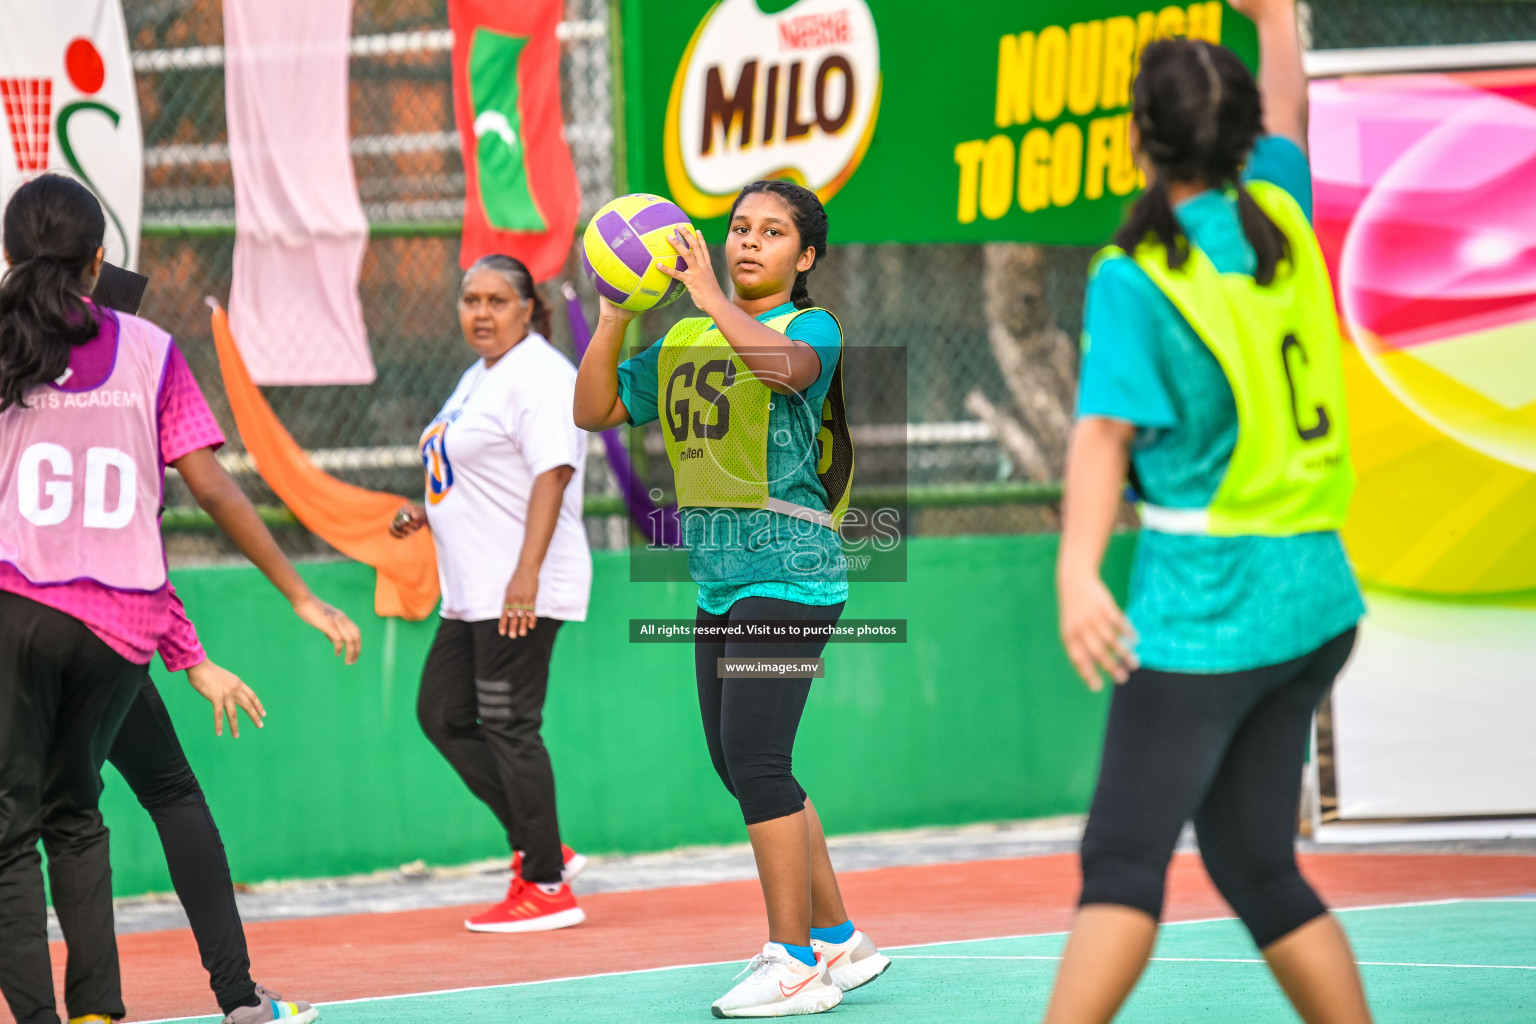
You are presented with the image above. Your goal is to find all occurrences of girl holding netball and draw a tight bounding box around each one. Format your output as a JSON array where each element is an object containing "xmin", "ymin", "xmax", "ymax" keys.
[
  {"xmin": 575, "ymin": 180, "xmax": 887, "ymax": 1018},
  {"xmin": 1045, "ymin": 2, "xmax": 1372, "ymax": 1023},
  {"xmin": 0, "ymin": 174, "xmax": 355, "ymax": 1024}
]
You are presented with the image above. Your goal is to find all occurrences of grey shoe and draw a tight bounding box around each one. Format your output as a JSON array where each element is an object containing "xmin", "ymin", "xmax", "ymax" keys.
[
  {"xmin": 812, "ymin": 930, "xmax": 893, "ymax": 992},
  {"xmin": 220, "ymin": 984, "xmax": 319, "ymax": 1024}
]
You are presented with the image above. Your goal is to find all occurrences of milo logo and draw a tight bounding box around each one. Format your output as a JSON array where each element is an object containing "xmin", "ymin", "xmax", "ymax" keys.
[{"xmin": 664, "ymin": 0, "xmax": 881, "ymax": 219}]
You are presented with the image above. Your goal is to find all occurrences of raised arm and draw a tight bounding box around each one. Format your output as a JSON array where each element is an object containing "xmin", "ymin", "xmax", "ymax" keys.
[
  {"xmin": 574, "ymin": 301, "xmax": 635, "ymax": 431},
  {"xmin": 1232, "ymin": 0, "xmax": 1309, "ymax": 152},
  {"xmin": 661, "ymin": 227, "xmax": 823, "ymax": 395}
]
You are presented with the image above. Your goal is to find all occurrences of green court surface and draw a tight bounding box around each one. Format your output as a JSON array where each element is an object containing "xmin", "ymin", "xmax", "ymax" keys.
[{"xmin": 150, "ymin": 900, "xmax": 1535, "ymax": 1023}]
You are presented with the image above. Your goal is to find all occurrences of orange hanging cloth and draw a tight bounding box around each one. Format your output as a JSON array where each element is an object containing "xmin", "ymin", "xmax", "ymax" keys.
[{"xmin": 209, "ymin": 303, "xmax": 440, "ymax": 620}]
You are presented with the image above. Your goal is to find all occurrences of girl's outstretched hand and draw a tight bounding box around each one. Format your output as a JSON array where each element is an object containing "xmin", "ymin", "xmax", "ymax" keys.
[
  {"xmin": 187, "ymin": 658, "xmax": 266, "ymax": 738},
  {"xmin": 293, "ymin": 593, "xmax": 362, "ymax": 665},
  {"xmin": 657, "ymin": 227, "xmax": 729, "ymax": 314}
]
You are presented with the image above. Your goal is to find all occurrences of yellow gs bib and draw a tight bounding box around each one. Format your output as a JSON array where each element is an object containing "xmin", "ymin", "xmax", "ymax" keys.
[{"xmin": 655, "ymin": 308, "xmax": 853, "ymax": 530}]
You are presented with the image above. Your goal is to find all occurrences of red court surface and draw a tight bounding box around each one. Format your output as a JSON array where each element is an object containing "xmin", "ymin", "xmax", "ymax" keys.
[{"xmin": 14, "ymin": 851, "xmax": 1536, "ymax": 1021}]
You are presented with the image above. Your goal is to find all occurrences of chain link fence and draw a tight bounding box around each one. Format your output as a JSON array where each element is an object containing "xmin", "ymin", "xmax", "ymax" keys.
[
  {"xmin": 127, "ymin": 0, "xmax": 1536, "ymax": 562},
  {"xmin": 1307, "ymin": 0, "xmax": 1536, "ymax": 48}
]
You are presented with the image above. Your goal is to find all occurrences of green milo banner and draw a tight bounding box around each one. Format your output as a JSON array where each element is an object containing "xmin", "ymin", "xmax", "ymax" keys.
[{"xmin": 620, "ymin": 0, "xmax": 1257, "ymax": 244}]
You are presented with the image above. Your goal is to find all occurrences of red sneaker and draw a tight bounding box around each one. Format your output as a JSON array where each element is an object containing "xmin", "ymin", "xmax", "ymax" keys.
[
  {"xmin": 510, "ymin": 844, "xmax": 588, "ymax": 885},
  {"xmin": 465, "ymin": 878, "xmax": 586, "ymax": 933}
]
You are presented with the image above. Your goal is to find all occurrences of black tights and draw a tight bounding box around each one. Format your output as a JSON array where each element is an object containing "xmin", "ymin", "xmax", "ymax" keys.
[
  {"xmin": 694, "ymin": 598, "xmax": 843, "ymax": 825},
  {"xmin": 1079, "ymin": 629, "xmax": 1356, "ymax": 948},
  {"xmin": 107, "ymin": 681, "xmax": 257, "ymax": 1015},
  {"xmin": 0, "ymin": 594, "xmax": 143, "ymax": 1024}
]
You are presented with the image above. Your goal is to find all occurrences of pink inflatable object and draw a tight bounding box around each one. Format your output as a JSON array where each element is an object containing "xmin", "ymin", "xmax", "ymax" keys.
[{"xmin": 1312, "ymin": 72, "xmax": 1536, "ymax": 472}]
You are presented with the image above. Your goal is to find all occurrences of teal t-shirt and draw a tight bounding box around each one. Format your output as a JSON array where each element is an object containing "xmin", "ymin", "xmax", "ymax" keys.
[
  {"xmin": 617, "ymin": 302, "xmax": 849, "ymax": 614},
  {"xmin": 1077, "ymin": 136, "xmax": 1364, "ymax": 673}
]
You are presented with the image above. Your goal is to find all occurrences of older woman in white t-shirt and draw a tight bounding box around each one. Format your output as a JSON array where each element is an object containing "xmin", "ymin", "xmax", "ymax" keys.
[{"xmin": 391, "ymin": 254, "xmax": 592, "ymax": 933}]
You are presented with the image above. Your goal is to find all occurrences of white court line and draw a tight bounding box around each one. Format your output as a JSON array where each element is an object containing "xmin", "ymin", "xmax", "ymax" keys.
[
  {"xmin": 133, "ymin": 957, "xmax": 749, "ymax": 1023},
  {"xmin": 881, "ymin": 896, "xmax": 1478, "ymax": 951},
  {"xmin": 892, "ymin": 955, "xmax": 1536, "ymax": 971},
  {"xmin": 132, "ymin": 896, "xmax": 1532, "ymax": 1023}
]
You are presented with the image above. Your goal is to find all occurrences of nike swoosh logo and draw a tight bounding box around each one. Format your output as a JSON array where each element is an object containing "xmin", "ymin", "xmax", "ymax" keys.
[
  {"xmin": 825, "ymin": 950, "xmax": 847, "ymax": 968},
  {"xmin": 779, "ymin": 973, "xmax": 818, "ymax": 998}
]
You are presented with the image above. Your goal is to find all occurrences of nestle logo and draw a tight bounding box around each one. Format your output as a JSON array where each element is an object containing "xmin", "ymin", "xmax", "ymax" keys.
[{"xmin": 778, "ymin": 10, "xmax": 852, "ymax": 51}]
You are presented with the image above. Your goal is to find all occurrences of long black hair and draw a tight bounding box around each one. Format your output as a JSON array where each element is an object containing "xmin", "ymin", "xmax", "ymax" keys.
[
  {"xmin": 463, "ymin": 253, "xmax": 552, "ymax": 339},
  {"xmin": 1113, "ymin": 38, "xmax": 1289, "ymax": 285},
  {"xmin": 0, "ymin": 174, "xmax": 106, "ymax": 411},
  {"xmin": 729, "ymin": 180, "xmax": 829, "ymax": 309}
]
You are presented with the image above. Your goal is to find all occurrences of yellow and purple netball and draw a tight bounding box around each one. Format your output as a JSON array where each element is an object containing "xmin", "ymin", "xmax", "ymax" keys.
[{"xmin": 580, "ymin": 193, "xmax": 693, "ymax": 312}]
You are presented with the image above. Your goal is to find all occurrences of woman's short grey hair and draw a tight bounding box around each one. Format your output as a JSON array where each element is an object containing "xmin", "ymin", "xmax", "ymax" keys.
[{"xmin": 462, "ymin": 253, "xmax": 533, "ymax": 298}]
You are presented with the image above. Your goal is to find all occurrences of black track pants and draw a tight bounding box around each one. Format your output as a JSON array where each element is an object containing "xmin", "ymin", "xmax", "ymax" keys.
[
  {"xmin": 417, "ymin": 617, "xmax": 567, "ymax": 884},
  {"xmin": 1079, "ymin": 628, "xmax": 1357, "ymax": 948}
]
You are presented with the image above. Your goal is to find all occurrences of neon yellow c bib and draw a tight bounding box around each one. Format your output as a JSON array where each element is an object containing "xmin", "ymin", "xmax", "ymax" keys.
[
  {"xmin": 656, "ymin": 308, "xmax": 853, "ymax": 530},
  {"xmin": 1100, "ymin": 180, "xmax": 1354, "ymax": 537}
]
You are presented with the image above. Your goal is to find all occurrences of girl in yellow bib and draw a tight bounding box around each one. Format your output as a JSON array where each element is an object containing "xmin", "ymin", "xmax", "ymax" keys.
[
  {"xmin": 1044, "ymin": 2, "xmax": 1372, "ymax": 1022},
  {"xmin": 575, "ymin": 181, "xmax": 887, "ymax": 1018}
]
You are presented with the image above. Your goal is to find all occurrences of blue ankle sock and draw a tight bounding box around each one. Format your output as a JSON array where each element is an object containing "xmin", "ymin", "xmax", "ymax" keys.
[
  {"xmin": 779, "ymin": 942, "xmax": 817, "ymax": 967},
  {"xmin": 811, "ymin": 921, "xmax": 855, "ymax": 945}
]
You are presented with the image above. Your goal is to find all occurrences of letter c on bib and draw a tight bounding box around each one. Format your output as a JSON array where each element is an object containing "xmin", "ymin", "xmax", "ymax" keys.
[
  {"xmin": 18, "ymin": 443, "xmax": 73, "ymax": 526},
  {"xmin": 84, "ymin": 447, "xmax": 137, "ymax": 529}
]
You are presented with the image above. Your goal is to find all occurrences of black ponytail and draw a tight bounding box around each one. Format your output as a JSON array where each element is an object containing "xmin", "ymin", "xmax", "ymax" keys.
[
  {"xmin": 729, "ymin": 179, "xmax": 828, "ymax": 309},
  {"xmin": 464, "ymin": 253, "xmax": 552, "ymax": 339},
  {"xmin": 0, "ymin": 174, "xmax": 106, "ymax": 411},
  {"xmin": 1115, "ymin": 177, "xmax": 1188, "ymax": 272},
  {"xmin": 1113, "ymin": 38, "xmax": 1290, "ymax": 285}
]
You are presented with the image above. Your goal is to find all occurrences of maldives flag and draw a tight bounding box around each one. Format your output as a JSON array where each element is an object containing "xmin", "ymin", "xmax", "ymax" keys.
[{"xmin": 450, "ymin": 0, "xmax": 578, "ymax": 281}]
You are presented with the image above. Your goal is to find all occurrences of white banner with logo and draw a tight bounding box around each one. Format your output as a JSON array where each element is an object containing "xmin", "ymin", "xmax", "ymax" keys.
[
  {"xmin": 0, "ymin": 0, "xmax": 143, "ymax": 270},
  {"xmin": 664, "ymin": 0, "xmax": 881, "ymax": 220}
]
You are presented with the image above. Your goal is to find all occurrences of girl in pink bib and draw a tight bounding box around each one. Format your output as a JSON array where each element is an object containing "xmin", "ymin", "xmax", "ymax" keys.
[{"xmin": 0, "ymin": 176, "xmax": 353, "ymax": 1024}]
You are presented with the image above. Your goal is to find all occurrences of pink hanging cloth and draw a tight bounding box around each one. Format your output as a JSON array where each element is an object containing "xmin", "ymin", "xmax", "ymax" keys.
[{"xmin": 222, "ymin": 0, "xmax": 374, "ymax": 385}]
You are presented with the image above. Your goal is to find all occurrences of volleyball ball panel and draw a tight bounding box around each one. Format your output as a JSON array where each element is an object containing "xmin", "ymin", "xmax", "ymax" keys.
[{"xmin": 581, "ymin": 194, "xmax": 694, "ymax": 312}]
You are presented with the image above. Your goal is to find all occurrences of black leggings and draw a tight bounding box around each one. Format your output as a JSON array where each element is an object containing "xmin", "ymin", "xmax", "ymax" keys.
[
  {"xmin": 694, "ymin": 598, "xmax": 843, "ymax": 826},
  {"xmin": 1079, "ymin": 628, "xmax": 1356, "ymax": 949},
  {"xmin": 0, "ymin": 593, "xmax": 144, "ymax": 1024},
  {"xmin": 107, "ymin": 681, "xmax": 256, "ymax": 1015},
  {"xmin": 417, "ymin": 617, "xmax": 567, "ymax": 885}
]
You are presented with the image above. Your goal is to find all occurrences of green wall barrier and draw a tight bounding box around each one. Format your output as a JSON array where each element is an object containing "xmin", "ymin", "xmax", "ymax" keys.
[{"xmin": 101, "ymin": 532, "xmax": 1135, "ymax": 897}]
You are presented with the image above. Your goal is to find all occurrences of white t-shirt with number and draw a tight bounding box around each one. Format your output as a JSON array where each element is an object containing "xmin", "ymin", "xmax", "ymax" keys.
[{"xmin": 421, "ymin": 333, "xmax": 591, "ymax": 622}]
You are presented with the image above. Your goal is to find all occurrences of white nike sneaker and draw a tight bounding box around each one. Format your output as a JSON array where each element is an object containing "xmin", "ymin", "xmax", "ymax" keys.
[
  {"xmin": 811, "ymin": 930, "xmax": 892, "ymax": 993},
  {"xmin": 710, "ymin": 943, "xmax": 844, "ymax": 1018}
]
